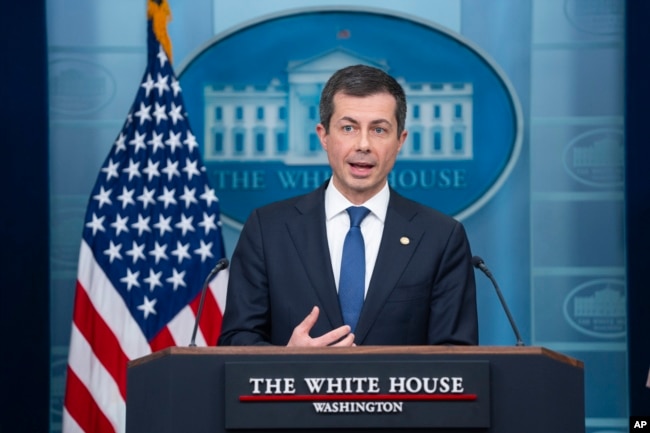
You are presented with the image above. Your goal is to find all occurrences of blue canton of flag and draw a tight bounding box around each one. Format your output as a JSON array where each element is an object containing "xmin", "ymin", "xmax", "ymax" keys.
[{"xmin": 83, "ymin": 30, "xmax": 225, "ymax": 340}]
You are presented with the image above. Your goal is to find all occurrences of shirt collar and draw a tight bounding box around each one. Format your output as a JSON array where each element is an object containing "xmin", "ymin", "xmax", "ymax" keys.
[{"xmin": 325, "ymin": 179, "xmax": 390, "ymax": 223}]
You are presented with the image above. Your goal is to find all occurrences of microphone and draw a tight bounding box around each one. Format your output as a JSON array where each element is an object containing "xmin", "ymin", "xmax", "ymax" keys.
[
  {"xmin": 472, "ymin": 256, "xmax": 525, "ymax": 346},
  {"xmin": 189, "ymin": 258, "xmax": 229, "ymax": 347}
]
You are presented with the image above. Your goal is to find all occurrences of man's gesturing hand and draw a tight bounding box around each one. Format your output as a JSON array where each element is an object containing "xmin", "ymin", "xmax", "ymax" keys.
[{"xmin": 287, "ymin": 306, "xmax": 355, "ymax": 347}]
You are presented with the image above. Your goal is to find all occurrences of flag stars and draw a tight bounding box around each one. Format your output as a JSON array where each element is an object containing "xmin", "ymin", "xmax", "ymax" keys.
[
  {"xmin": 131, "ymin": 214, "xmax": 152, "ymax": 236},
  {"xmin": 200, "ymin": 185, "xmax": 219, "ymax": 207},
  {"xmin": 168, "ymin": 102, "xmax": 184, "ymax": 125},
  {"xmin": 175, "ymin": 214, "xmax": 195, "ymax": 236},
  {"xmin": 117, "ymin": 186, "xmax": 136, "ymax": 209},
  {"xmin": 111, "ymin": 214, "xmax": 129, "ymax": 236},
  {"xmin": 122, "ymin": 159, "xmax": 142, "ymax": 181},
  {"xmin": 161, "ymin": 158, "xmax": 180, "ymax": 180},
  {"xmin": 179, "ymin": 186, "xmax": 198, "ymax": 207},
  {"xmin": 86, "ymin": 213, "xmax": 106, "ymax": 236},
  {"xmin": 115, "ymin": 133, "xmax": 127, "ymax": 153},
  {"xmin": 171, "ymin": 241, "xmax": 191, "ymax": 264},
  {"xmin": 103, "ymin": 241, "xmax": 123, "ymax": 263},
  {"xmin": 120, "ymin": 268, "xmax": 140, "ymax": 291},
  {"xmin": 183, "ymin": 131, "xmax": 198, "ymax": 152},
  {"xmin": 194, "ymin": 240, "xmax": 214, "ymax": 262},
  {"xmin": 137, "ymin": 295, "xmax": 157, "ymax": 319},
  {"xmin": 153, "ymin": 214, "xmax": 173, "ymax": 236},
  {"xmin": 166, "ymin": 268, "xmax": 186, "ymax": 290},
  {"xmin": 147, "ymin": 131, "xmax": 165, "ymax": 153},
  {"xmin": 165, "ymin": 130, "xmax": 182, "ymax": 152},
  {"xmin": 137, "ymin": 186, "xmax": 156, "ymax": 209},
  {"xmin": 156, "ymin": 46, "xmax": 168, "ymax": 67},
  {"xmin": 126, "ymin": 240, "xmax": 146, "ymax": 263},
  {"xmin": 149, "ymin": 241, "xmax": 169, "ymax": 264},
  {"xmin": 157, "ymin": 186, "xmax": 177, "ymax": 209},
  {"xmin": 93, "ymin": 186, "xmax": 112, "ymax": 208},
  {"xmin": 170, "ymin": 77, "xmax": 181, "ymax": 97},
  {"xmin": 129, "ymin": 131, "xmax": 148, "ymax": 153},
  {"xmin": 154, "ymin": 72, "xmax": 170, "ymax": 96},
  {"xmin": 199, "ymin": 212, "xmax": 217, "ymax": 235},
  {"xmin": 142, "ymin": 159, "xmax": 161, "ymax": 182},
  {"xmin": 141, "ymin": 73, "xmax": 155, "ymax": 97},
  {"xmin": 182, "ymin": 158, "xmax": 200, "ymax": 180},
  {"xmin": 101, "ymin": 159, "xmax": 120, "ymax": 181},
  {"xmin": 144, "ymin": 269, "xmax": 163, "ymax": 292},
  {"xmin": 134, "ymin": 102, "xmax": 152, "ymax": 125},
  {"xmin": 152, "ymin": 102, "xmax": 168, "ymax": 125},
  {"xmin": 78, "ymin": 35, "xmax": 228, "ymax": 342}
]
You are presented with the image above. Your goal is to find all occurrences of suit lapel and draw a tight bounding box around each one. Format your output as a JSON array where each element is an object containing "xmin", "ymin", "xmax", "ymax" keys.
[
  {"xmin": 354, "ymin": 193, "xmax": 424, "ymax": 342},
  {"xmin": 285, "ymin": 184, "xmax": 344, "ymax": 329}
]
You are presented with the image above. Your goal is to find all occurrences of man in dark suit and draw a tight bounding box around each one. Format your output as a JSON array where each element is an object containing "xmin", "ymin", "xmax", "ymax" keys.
[{"xmin": 218, "ymin": 65, "xmax": 478, "ymax": 347}]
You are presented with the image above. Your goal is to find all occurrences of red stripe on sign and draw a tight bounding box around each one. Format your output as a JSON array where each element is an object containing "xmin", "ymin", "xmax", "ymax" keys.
[{"xmin": 240, "ymin": 393, "xmax": 477, "ymax": 402}]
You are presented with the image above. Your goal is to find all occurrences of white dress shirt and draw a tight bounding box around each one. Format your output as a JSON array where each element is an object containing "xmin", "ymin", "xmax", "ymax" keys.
[{"xmin": 325, "ymin": 180, "xmax": 389, "ymax": 297}]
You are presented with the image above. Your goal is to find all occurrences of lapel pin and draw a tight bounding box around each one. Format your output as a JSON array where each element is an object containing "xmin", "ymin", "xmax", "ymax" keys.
[{"xmin": 400, "ymin": 236, "xmax": 410, "ymax": 245}]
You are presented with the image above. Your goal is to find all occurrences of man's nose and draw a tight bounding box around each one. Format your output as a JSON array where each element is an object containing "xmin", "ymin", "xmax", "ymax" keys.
[{"xmin": 357, "ymin": 132, "xmax": 371, "ymax": 151}]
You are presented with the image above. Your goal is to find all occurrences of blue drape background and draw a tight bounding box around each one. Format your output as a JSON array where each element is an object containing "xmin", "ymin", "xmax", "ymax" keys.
[
  {"xmin": 624, "ymin": 0, "xmax": 650, "ymax": 417},
  {"xmin": 1, "ymin": 1, "xmax": 648, "ymax": 432}
]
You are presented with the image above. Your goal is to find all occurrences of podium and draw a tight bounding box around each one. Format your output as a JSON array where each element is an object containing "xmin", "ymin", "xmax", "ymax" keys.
[{"xmin": 126, "ymin": 346, "xmax": 584, "ymax": 433}]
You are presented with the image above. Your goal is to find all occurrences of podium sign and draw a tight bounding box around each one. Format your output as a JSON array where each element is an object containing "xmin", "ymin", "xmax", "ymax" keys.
[
  {"xmin": 225, "ymin": 360, "xmax": 490, "ymax": 429},
  {"xmin": 126, "ymin": 346, "xmax": 585, "ymax": 433}
]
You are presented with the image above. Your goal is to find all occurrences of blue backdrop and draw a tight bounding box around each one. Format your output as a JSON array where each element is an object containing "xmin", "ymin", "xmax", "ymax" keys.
[{"xmin": 2, "ymin": 1, "xmax": 647, "ymax": 432}]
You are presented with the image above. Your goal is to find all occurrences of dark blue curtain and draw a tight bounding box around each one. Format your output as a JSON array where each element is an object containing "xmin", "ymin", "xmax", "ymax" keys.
[
  {"xmin": 625, "ymin": 0, "xmax": 650, "ymax": 417},
  {"xmin": 0, "ymin": 1, "xmax": 50, "ymax": 431}
]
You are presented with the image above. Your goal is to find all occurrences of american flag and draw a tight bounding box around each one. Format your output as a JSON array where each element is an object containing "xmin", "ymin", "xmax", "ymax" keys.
[{"xmin": 62, "ymin": 2, "xmax": 228, "ymax": 432}]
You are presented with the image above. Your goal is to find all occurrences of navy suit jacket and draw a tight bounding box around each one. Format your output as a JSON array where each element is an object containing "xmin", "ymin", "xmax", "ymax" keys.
[{"xmin": 218, "ymin": 182, "xmax": 478, "ymax": 346}]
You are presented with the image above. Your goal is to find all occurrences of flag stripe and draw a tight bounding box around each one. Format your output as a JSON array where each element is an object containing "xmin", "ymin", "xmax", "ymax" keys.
[
  {"xmin": 77, "ymin": 241, "xmax": 151, "ymax": 360},
  {"xmin": 167, "ymin": 300, "xmax": 201, "ymax": 346},
  {"xmin": 64, "ymin": 367, "xmax": 116, "ymax": 433},
  {"xmin": 149, "ymin": 323, "xmax": 176, "ymax": 352},
  {"xmin": 67, "ymin": 324, "xmax": 125, "ymax": 428},
  {"xmin": 197, "ymin": 287, "xmax": 222, "ymax": 345},
  {"xmin": 62, "ymin": 407, "xmax": 85, "ymax": 433},
  {"xmin": 72, "ymin": 281, "xmax": 129, "ymax": 399},
  {"xmin": 206, "ymin": 272, "xmax": 228, "ymax": 344},
  {"xmin": 212, "ymin": 271, "xmax": 229, "ymax": 312}
]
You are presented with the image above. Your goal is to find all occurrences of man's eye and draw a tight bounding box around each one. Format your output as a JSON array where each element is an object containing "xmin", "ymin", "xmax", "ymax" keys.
[
  {"xmin": 374, "ymin": 127, "xmax": 386, "ymax": 134},
  {"xmin": 343, "ymin": 125, "xmax": 354, "ymax": 132}
]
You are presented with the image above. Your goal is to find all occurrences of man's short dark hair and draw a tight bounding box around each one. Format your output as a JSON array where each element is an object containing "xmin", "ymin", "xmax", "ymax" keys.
[{"xmin": 319, "ymin": 64, "xmax": 407, "ymax": 136}]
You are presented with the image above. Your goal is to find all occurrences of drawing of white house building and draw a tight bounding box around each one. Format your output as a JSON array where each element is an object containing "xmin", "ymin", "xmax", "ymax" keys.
[{"xmin": 203, "ymin": 48, "xmax": 473, "ymax": 164}]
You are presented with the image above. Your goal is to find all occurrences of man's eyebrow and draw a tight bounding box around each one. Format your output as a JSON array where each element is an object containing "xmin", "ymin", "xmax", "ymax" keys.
[
  {"xmin": 338, "ymin": 116, "xmax": 360, "ymax": 124},
  {"xmin": 337, "ymin": 116, "xmax": 392, "ymax": 126}
]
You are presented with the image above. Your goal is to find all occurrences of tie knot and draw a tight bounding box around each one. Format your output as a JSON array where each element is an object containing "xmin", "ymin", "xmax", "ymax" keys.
[{"xmin": 346, "ymin": 206, "xmax": 370, "ymax": 227}]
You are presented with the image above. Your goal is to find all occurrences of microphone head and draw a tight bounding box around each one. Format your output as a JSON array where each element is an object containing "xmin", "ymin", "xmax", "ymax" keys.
[
  {"xmin": 218, "ymin": 257, "xmax": 229, "ymax": 269},
  {"xmin": 471, "ymin": 256, "xmax": 484, "ymax": 269}
]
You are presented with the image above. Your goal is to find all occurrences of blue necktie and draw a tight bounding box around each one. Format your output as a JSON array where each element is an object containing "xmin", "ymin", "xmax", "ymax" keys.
[{"xmin": 339, "ymin": 206, "xmax": 371, "ymax": 332}]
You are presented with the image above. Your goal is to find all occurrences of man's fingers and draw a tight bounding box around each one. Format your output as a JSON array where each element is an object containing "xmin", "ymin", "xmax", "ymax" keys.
[
  {"xmin": 317, "ymin": 325, "xmax": 353, "ymax": 346},
  {"xmin": 295, "ymin": 306, "xmax": 319, "ymax": 333},
  {"xmin": 329, "ymin": 332, "xmax": 355, "ymax": 347},
  {"xmin": 288, "ymin": 307, "xmax": 321, "ymax": 347},
  {"xmin": 288, "ymin": 307, "xmax": 355, "ymax": 347},
  {"xmin": 298, "ymin": 307, "xmax": 319, "ymax": 333}
]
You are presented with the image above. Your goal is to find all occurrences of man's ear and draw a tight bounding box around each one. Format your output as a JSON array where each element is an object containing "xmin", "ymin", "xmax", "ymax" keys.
[
  {"xmin": 316, "ymin": 123, "xmax": 328, "ymax": 151},
  {"xmin": 397, "ymin": 129, "xmax": 408, "ymax": 152}
]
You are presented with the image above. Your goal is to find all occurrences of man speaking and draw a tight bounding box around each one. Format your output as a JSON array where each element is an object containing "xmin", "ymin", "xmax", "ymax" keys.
[{"xmin": 218, "ymin": 65, "xmax": 478, "ymax": 347}]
